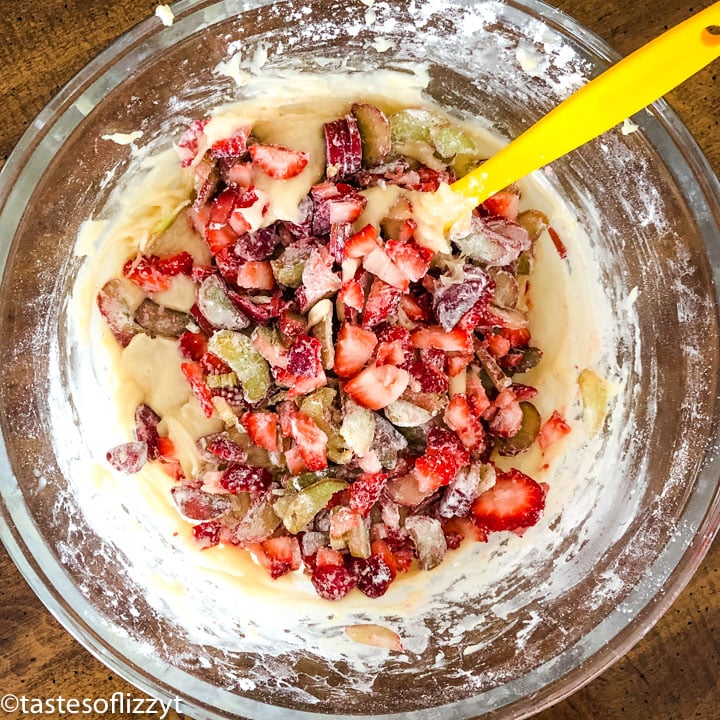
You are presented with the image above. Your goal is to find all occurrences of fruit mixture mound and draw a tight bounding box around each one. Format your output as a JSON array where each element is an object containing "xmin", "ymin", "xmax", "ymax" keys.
[{"xmin": 99, "ymin": 101, "xmax": 571, "ymax": 601}]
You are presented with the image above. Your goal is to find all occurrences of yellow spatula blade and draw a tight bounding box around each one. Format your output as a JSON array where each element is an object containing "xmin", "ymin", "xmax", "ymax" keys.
[{"xmin": 450, "ymin": 3, "xmax": 720, "ymax": 206}]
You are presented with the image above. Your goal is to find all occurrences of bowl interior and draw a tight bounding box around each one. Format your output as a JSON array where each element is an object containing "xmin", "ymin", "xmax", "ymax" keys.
[{"xmin": 1, "ymin": 1, "xmax": 720, "ymax": 718}]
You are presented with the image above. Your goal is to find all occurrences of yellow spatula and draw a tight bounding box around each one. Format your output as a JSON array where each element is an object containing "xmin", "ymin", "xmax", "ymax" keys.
[{"xmin": 449, "ymin": 2, "xmax": 720, "ymax": 211}]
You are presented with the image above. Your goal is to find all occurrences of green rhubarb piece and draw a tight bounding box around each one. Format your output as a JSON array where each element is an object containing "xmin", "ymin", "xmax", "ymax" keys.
[
  {"xmin": 431, "ymin": 125, "xmax": 476, "ymax": 158},
  {"xmin": 346, "ymin": 519, "xmax": 371, "ymax": 559},
  {"xmin": 340, "ymin": 401, "xmax": 376, "ymax": 456},
  {"xmin": 274, "ymin": 479, "xmax": 348, "ymax": 534},
  {"xmin": 208, "ymin": 329, "xmax": 271, "ymax": 403},
  {"xmin": 389, "ymin": 108, "xmax": 444, "ymax": 144},
  {"xmin": 271, "ymin": 245, "xmax": 313, "ymax": 288},
  {"xmin": 351, "ymin": 102, "xmax": 392, "ymax": 166},
  {"xmin": 300, "ymin": 387, "xmax": 337, "ymax": 421}
]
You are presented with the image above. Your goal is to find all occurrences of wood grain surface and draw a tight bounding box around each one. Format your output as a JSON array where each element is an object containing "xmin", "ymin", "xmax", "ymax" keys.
[{"xmin": 1, "ymin": 1, "xmax": 719, "ymax": 719}]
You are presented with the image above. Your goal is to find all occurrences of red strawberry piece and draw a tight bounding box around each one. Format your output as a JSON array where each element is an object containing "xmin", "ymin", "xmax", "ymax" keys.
[
  {"xmin": 122, "ymin": 255, "xmax": 173, "ymax": 293},
  {"xmin": 343, "ymin": 223, "xmax": 380, "ymax": 260},
  {"xmin": 177, "ymin": 119, "xmax": 208, "ymax": 167},
  {"xmin": 156, "ymin": 436, "xmax": 177, "ymax": 459},
  {"xmin": 310, "ymin": 182, "xmax": 366, "ymax": 235},
  {"xmin": 188, "ymin": 203, "xmax": 211, "ymax": 238},
  {"xmin": 362, "ymin": 278, "xmax": 402, "ymax": 328},
  {"xmin": 362, "ymin": 247, "xmax": 410, "ymax": 291},
  {"xmin": 179, "ymin": 330, "xmax": 208, "ymax": 361},
  {"xmin": 315, "ymin": 547, "xmax": 344, "ymax": 567},
  {"xmin": 444, "ymin": 394, "xmax": 486, "ymax": 451},
  {"xmin": 471, "ymin": 468, "xmax": 546, "ymax": 532},
  {"xmin": 442, "ymin": 516, "xmax": 487, "ymax": 548},
  {"xmin": 157, "ymin": 250, "xmax": 193, "ymax": 276},
  {"xmin": 311, "ymin": 562, "xmax": 356, "ymax": 600},
  {"xmin": 410, "ymin": 359, "xmax": 448, "ymax": 393},
  {"xmin": 287, "ymin": 334, "xmax": 324, "ymax": 378},
  {"xmin": 106, "ymin": 441, "xmax": 148, "ymax": 474},
  {"xmin": 242, "ymin": 411, "xmax": 279, "ymax": 453},
  {"xmin": 410, "ymin": 326, "xmax": 473, "ymax": 353},
  {"xmin": 201, "ymin": 351, "xmax": 233, "ymax": 375},
  {"xmin": 548, "ymin": 226, "xmax": 568, "ymax": 260},
  {"xmin": 352, "ymin": 554, "xmax": 395, "ymax": 598},
  {"xmin": 96, "ymin": 279, "xmax": 138, "ymax": 348},
  {"xmin": 206, "ymin": 188, "xmax": 241, "ymax": 254},
  {"xmin": 499, "ymin": 326, "xmax": 531, "ymax": 349},
  {"xmin": 278, "ymin": 305, "xmax": 308, "ymax": 342},
  {"xmin": 192, "ymin": 520, "xmax": 222, "ymax": 549},
  {"xmin": 249, "ymin": 143, "xmax": 309, "ymax": 179},
  {"xmin": 324, "ymin": 114, "xmax": 363, "ymax": 181},
  {"xmin": 447, "ymin": 353, "xmax": 474, "ymax": 377},
  {"xmin": 220, "ymin": 159, "xmax": 254, "ymax": 187},
  {"xmin": 344, "ymin": 365, "xmax": 410, "ymax": 411},
  {"xmin": 252, "ymin": 536, "xmax": 302, "ymax": 579},
  {"xmin": 289, "ymin": 412, "xmax": 328, "ymax": 471},
  {"xmin": 537, "ymin": 410, "xmax": 571, "ymax": 451},
  {"xmin": 349, "ymin": 472, "xmax": 388, "ymax": 517},
  {"xmin": 220, "ymin": 464, "xmax": 273, "ymax": 495},
  {"xmin": 236, "ymin": 260, "xmax": 276, "ymax": 290},
  {"xmin": 284, "ymin": 445, "xmax": 308, "ymax": 475},
  {"xmin": 334, "ymin": 323, "xmax": 378, "ymax": 378},
  {"xmin": 398, "ymin": 293, "xmax": 432, "ymax": 323},
  {"xmin": 338, "ymin": 278, "xmax": 365, "ymax": 313},
  {"xmin": 330, "ymin": 507, "xmax": 362, "ymax": 539},
  {"xmin": 370, "ymin": 539, "xmax": 398, "ymax": 577},
  {"xmin": 203, "ymin": 435, "xmax": 247, "ymax": 463},
  {"xmin": 134, "ymin": 404, "xmax": 161, "ymax": 461},
  {"xmin": 212, "ymin": 246, "xmax": 243, "ymax": 284},
  {"xmin": 481, "ymin": 188, "xmax": 520, "ymax": 221},
  {"xmin": 295, "ymin": 248, "xmax": 342, "ymax": 313},
  {"xmin": 385, "ymin": 239, "xmax": 433, "ymax": 283},
  {"xmin": 274, "ymin": 366, "xmax": 328, "ymax": 399},
  {"xmin": 374, "ymin": 325, "xmax": 413, "ymax": 370},
  {"xmin": 511, "ymin": 383, "xmax": 538, "ymax": 402},
  {"xmin": 210, "ymin": 126, "xmax": 250, "ymax": 158},
  {"xmin": 180, "ymin": 361, "xmax": 215, "ymax": 418},
  {"xmin": 488, "ymin": 391, "xmax": 524, "ymax": 438},
  {"xmin": 414, "ymin": 451, "xmax": 458, "ymax": 493},
  {"xmin": 466, "ymin": 369, "xmax": 491, "ymax": 415},
  {"xmin": 486, "ymin": 333, "xmax": 512, "ymax": 359}
]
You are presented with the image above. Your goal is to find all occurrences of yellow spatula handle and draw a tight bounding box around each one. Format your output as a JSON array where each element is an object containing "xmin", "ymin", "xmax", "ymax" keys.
[{"xmin": 451, "ymin": 3, "xmax": 720, "ymax": 205}]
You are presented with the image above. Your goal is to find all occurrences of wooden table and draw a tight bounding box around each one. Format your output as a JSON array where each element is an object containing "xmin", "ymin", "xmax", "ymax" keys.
[{"xmin": 1, "ymin": 1, "xmax": 719, "ymax": 718}]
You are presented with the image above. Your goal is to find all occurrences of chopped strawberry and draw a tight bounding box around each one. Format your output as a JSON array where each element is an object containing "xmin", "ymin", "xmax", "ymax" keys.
[
  {"xmin": 343, "ymin": 224, "xmax": 380, "ymax": 259},
  {"xmin": 410, "ymin": 326, "xmax": 473, "ymax": 353},
  {"xmin": 399, "ymin": 292, "xmax": 432, "ymax": 323},
  {"xmin": 203, "ymin": 435, "xmax": 247, "ymax": 463},
  {"xmin": 362, "ymin": 279, "xmax": 402, "ymax": 328},
  {"xmin": 537, "ymin": 410, "xmax": 571, "ymax": 451},
  {"xmin": 251, "ymin": 536, "xmax": 302, "ymax": 579},
  {"xmin": 471, "ymin": 468, "xmax": 546, "ymax": 532},
  {"xmin": 236, "ymin": 260, "xmax": 276, "ymax": 290},
  {"xmin": 444, "ymin": 394, "xmax": 486, "ymax": 451},
  {"xmin": 316, "ymin": 547, "xmax": 344, "ymax": 567},
  {"xmin": 548, "ymin": 226, "xmax": 568, "ymax": 260},
  {"xmin": 289, "ymin": 412, "xmax": 328, "ymax": 471},
  {"xmin": 287, "ymin": 334, "xmax": 324, "ymax": 378},
  {"xmin": 242, "ymin": 411, "xmax": 279, "ymax": 452},
  {"xmin": 486, "ymin": 333, "xmax": 512, "ymax": 359},
  {"xmin": 278, "ymin": 306, "xmax": 308, "ymax": 342},
  {"xmin": 442, "ymin": 516, "xmax": 487, "ymax": 548},
  {"xmin": 177, "ymin": 119, "xmax": 208, "ymax": 167},
  {"xmin": 249, "ymin": 143, "xmax": 309, "ymax": 179},
  {"xmin": 385, "ymin": 239, "xmax": 433, "ymax": 283},
  {"xmin": 284, "ymin": 445, "xmax": 308, "ymax": 475},
  {"xmin": 374, "ymin": 325, "xmax": 413, "ymax": 369},
  {"xmin": 210, "ymin": 126, "xmax": 250, "ymax": 158},
  {"xmin": 295, "ymin": 248, "xmax": 341, "ymax": 313},
  {"xmin": 414, "ymin": 451, "xmax": 457, "ymax": 493},
  {"xmin": 329, "ymin": 506, "xmax": 362, "ymax": 539},
  {"xmin": 311, "ymin": 562, "xmax": 356, "ymax": 600},
  {"xmin": 447, "ymin": 353, "xmax": 474, "ymax": 377},
  {"xmin": 344, "ymin": 365, "xmax": 410, "ymax": 411},
  {"xmin": 180, "ymin": 362, "xmax": 215, "ymax": 418},
  {"xmin": 338, "ymin": 278, "xmax": 365, "ymax": 313},
  {"xmin": 122, "ymin": 252, "xmax": 192, "ymax": 293},
  {"xmin": 274, "ymin": 366, "xmax": 327, "ymax": 398},
  {"xmin": 311, "ymin": 182, "xmax": 366, "ymax": 235},
  {"xmin": 481, "ymin": 188, "xmax": 520, "ymax": 221},
  {"xmin": 410, "ymin": 356, "xmax": 449, "ymax": 393},
  {"xmin": 192, "ymin": 520, "xmax": 222, "ymax": 549},
  {"xmin": 334, "ymin": 323, "xmax": 378, "ymax": 378},
  {"xmin": 370, "ymin": 539, "xmax": 398, "ymax": 577},
  {"xmin": 349, "ymin": 472, "xmax": 388, "ymax": 517},
  {"xmin": 222, "ymin": 159, "xmax": 254, "ymax": 186},
  {"xmin": 362, "ymin": 247, "xmax": 409, "ymax": 291},
  {"xmin": 352, "ymin": 554, "xmax": 395, "ymax": 598},
  {"xmin": 466, "ymin": 367, "xmax": 492, "ymax": 415},
  {"xmin": 178, "ymin": 330, "xmax": 208, "ymax": 361},
  {"xmin": 499, "ymin": 326, "xmax": 531, "ymax": 348},
  {"xmin": 220, "ymin": 464, "xmax": 272, "ymax": 495}
]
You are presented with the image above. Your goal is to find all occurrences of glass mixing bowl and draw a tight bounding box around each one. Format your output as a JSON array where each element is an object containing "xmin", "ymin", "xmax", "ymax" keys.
[{"xmin": 1, "ymin": 1, "xmax": 719, "ymax": 718}]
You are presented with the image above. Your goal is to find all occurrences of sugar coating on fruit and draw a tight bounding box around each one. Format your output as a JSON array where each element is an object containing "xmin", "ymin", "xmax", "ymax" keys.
[{"xmin": 65, "ymin": 68, "xmax": 624, "ymax": 692}]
